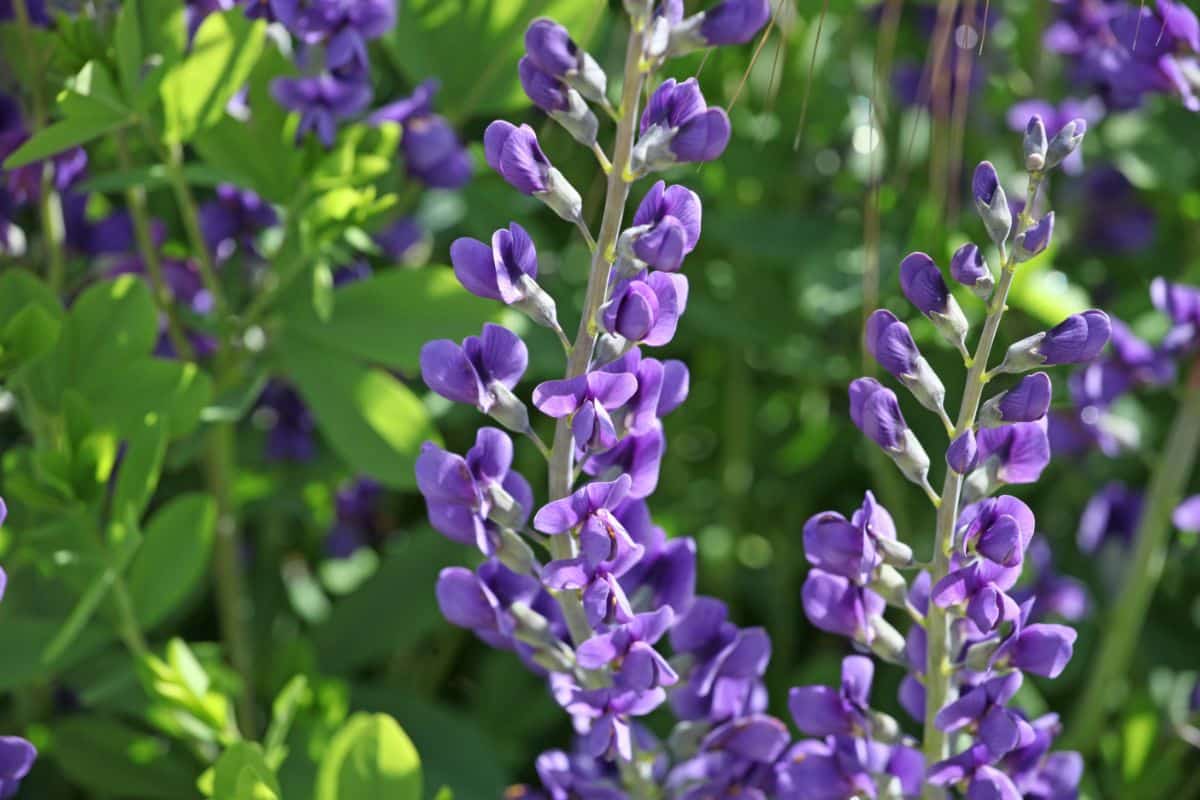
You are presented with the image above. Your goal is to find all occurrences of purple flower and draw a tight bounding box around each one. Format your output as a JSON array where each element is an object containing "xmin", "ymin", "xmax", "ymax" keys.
[
  {"xmin": 484, "ymin": 121, "xmax": 581, "ymax": 221},
  {"xmin": 981, "ymin": 372, "xmax": 1052, "ymax": 426},
  {"xmin": 271, "ymin": 73, "xmax": 371, "ymax": 147},
  {"xmin": 865, "ymin": 309, "xmax": 920, "ymax": 378},
  {"xmin": 450, "ymin": 223, "xmax": 539, "ymax": 304},
  {"xmin": 933, "ymin": 559, "xmax": 1022, "ymax": 633},
  {"xmin": 0, "ymin": 735, "xmax": 36, "ymax": 799},
  {"xmin": 959, "ymin": 495, "xmax": 1035, "ymax": 569},
  {"xmin": 1077, "ymin": 482, "xmax": 1142, "ymax": 553},
  {"xmin": 326, "ymin": 478, "xmax": 383, "ymax": 557},
  {"xmin": 697, "ymin": 0, "xmax": 771, "ymax": 46},
  {"xmin": 1152, "ymin": 277, "xmax": 1200, "ymax": 353},
  {"xmin": 993, "ymin": 605, "xmax": 1077, "ymax": 679},
  {"xmin": 401, "ymin": 114, "xmax": 472, "ymax": 188},
  {"xmin": 524, "ymin": 18, "xmax": 607, "ymax": 103},
  {"xmin": 601, "ymin": 272, "xmax": 688, "ymax": 346},
  {"xmin": 1174, "ymin": 494, "xmax": 1200, "ymax": 532},
  {"xmin": 582, "ymin": 426, "xmax": 665, "ymax": 499},
  {"xmin": 950, "ymin": 242, "xmax": 994, "ymax": 297},
  {"xmin": 788, "ymin": 655, "xmax": 873, "ymax": 737},
  {"xmin": 1076, "ymin": 166, "xmax": 1156, "ymax": 255},
  {"xmin": 1016, "ymin": 212, "xmax": 1055, "ymax": 260},
  {"xmin": 973, "ymin": 420, "xmax": 1051, "ymax": 486},
  {"xmin": 802, "ymin": 491, "xmax": 905, "ymax": 583},
  {"xmin": 577, "ymin": 607, "xmax": 678, "ymax": 690},
  {"xmin": 1013, "ymin": 538, "xmax": 1090, "ymax": 623},
  {"xmin": 936, "ymin": 673, "xmax": 1034, "ymax": 758},
  {"xmin": 419, "ymin": 323, "xmax": 528, "ymax": 424},
  {"xmin": 533, "ymin": 370, "xmax": 638, "ymax": 451},
  {"xmin": 948, "ymin": 429, "xmax": 979, "ymax": 474},
  {"xmin": 973, "ymin": 161, "xmax": 1012, "ymax": 244},
  {"xmin": 929, "ymin": 744, "xmax": 1022, "ymax": 800},
  {"xmin": 561, "ymin": 685, "xmax": 666, "ymax": 761},
  {"xmin": 621, "ymin": 180, "xmax": 703, "ymax": 273},
  {"xmin": 374, "ymin": 217, "xmax": 426, "ymax": 263},
  {"xmin": 199, "ymin": 184, "xmax": 278, "ymax": 262},
  {"xmin": 415, "ymin": 427, "xmax": 533, "ymax": 552},
  {"xmin": 848, "ymin": 377, "xmax": 907, "ymax": 451},
  {"xmin": 257, "ymin": 381, "xmax": 317, "ymax": 461},
  {"xmin": 1039, "ymin": 310, "xmax": 1112, "ymax": 365},
  {"xmin": 0, "ymin": 0, "xmax": 48, "ymax": 25},
  {"xmin": 272, "ymin": 0, "xmax": 395, "ymax": 73},
  {"xmin": 899, "ymin": 252, "xmax": 951, "ymax": 318},
  {"xmin": 633, "ymin": 78, "xmax": 731, "ymax": 171},
  {"xmin": 801, "ymin": 568, "xmax": 885, "ymax": 643}
]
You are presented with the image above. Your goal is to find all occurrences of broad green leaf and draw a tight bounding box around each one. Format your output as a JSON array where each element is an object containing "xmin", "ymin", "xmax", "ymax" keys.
[
  {"xmin": 41, "ymin": 524, "xmax": 143, "ymax": 666},
  {"xmin": 313, "ymin": 533, "xmax": 458, "ymax": 672},
  {"xmin": 278, "ymin": 267, "xmax": 497, "ymax": 373},
  {"xmin": 277, "ymin": 333, "xmax": 438, "ymax": 488},
  {"xmin": 113, "ymin": 0, "xmax": 186, "ymax": 97},
  {"xmin": 50, "ymin": 715, "xmax": 199, "ymax": 798},
  {"xmin": 0, "ymin": 304, "xmax": 62, "ymax": 373},
  {"xmin": 352, "ymin": 686, "xmax": 509, "ymax": 799},
  {"xmin": 0, "ymin": 268, "xmax": 64, "ymax": 322},
  {"xmin": 315, "ymin": 713, "xmax": 421, "ymax": 800},
  {"xmin": 109, "ymin": 412, "xmax": 168, "ymax": 525},
  {"xmin": 385, "ymin": 0, "xmax": 604, "ymax": 117},
  {"xmin": 58, "ymin": 274, "xmax": 158, "ymax": 387},
  {"xmin": 212, "ymin": 742, "xmax": 281, "ymax": 800},
  {"xmin": 192, "ymin": 43, "xmax": 301, "ymax": 203},
  {"xmin": 127, "ymin": 493, "xmax": 217, "ymax": 629},
  {"xmin": 160, "ymin": 11, "xmax": 266, "ymax": 142},
  {"xmin": 85, "ymin": 358, "xmax": 213, "ymax": 438},
  {"xmin": 2, "ymin": 62, "xmax": 131, "ymax": 168}
]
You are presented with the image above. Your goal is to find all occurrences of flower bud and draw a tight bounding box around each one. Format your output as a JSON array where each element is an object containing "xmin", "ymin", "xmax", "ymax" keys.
[
  {"xmin": 633, "ymin": 79, "xmax": 730, "ymax": 173},
  {"xmin": 997, "ymin": 310, "xmax": 1111, "ymax": 372},
  {"xmin": 849, "ymin": 378, "xmax": 931, "ymax": 487},
  {"xmin": 868, "ymin": 616, "xmax": 908, "ymax": 664},
  {"xmin": 946, "ymin": 429, "xmax": 979, "ymax": 474},
  {"xmin": 484, "ymin": 121, "xmax": 583, "ymax": 223},
  {"xmin": 518, "ymin": 57, "xmax": 598, "ymax": 146},
  {"xmin": 494, "ymin": 528, "xmax": 540, "ymax": 577},
  {"xmin": 979, "ymin": 372, "xmax": 1052, "ymax": 427},
  {"xmin": 950, "ymin": 242, "xmax": 993, "ymax": 299},
  {"xmin": 666, "ymin": 0, "xmax": 772, "ymax": 56},
  {"xmin": 1045, "ymin": 118, "xmax": 1087, "ymax": 170},
  {"xmin": 524, "ymin": 18, "xmax": 608, "ymax": 104},
  {"xmin": 488, "ymin": 382, "xmax": 532, "ymax": 434},
  {"xmin": 868, "ymin": 710, "xmax": 902, "ymax": 743},
  {"xmin": 875, "ymin": 536, "xmax": 914, "ymax": 569},
  {"xmin": 899, "ymin": 253, "xmax": 970, "ymax": 355},
  {"xmin": 871, "ymin": 564, "xmax": 910, "ymax": 608},
  {"xmin": 972, "ymin": 161, "xmax": 1012, "ymax": 246},
  {"xmin": 1014, "ymin": 212, "xmax": 1054, "ymax": 262},
  {"xmin": 865, "ymin": 309, "xmax": 948, "ymax": 419},
  {"xmin": 1023, "ymin": 115, "xmax": 1048, "ymax": 172}
]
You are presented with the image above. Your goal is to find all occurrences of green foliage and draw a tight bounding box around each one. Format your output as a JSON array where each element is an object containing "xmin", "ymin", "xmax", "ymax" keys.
[
  {"xmin": 126, "ymin": 493, "xmax": 217, "ymax": 629},
  {"xmin": 315, "ymin": 712, "xmax": 422, "ymax": 800},
  {"xmin": 208, "ymin": 742, "xmax": 281, "ymax": 800}
]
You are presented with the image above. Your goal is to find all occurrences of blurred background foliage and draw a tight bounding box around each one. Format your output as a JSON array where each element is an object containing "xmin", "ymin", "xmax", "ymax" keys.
[{"xmin": 2, "ymin": 0, "xmax": 1200, "ymax": 797}]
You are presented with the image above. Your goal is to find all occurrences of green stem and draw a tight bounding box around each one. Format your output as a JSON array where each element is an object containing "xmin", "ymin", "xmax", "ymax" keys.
[
  {"xmin": 921, "ymin": 175, "xmax": 1042, "ymax": 795},
  {"xmin": 162, "ymin": 141, "xmax": 228, "ymax": 320},
  {"xmin": 12, "ymin": 0, "xmax": 67, "ymax": 293},
  {"xmin": 110, "ymin": 578, "xmax": 150, "ymax": 659},
  {"xmin": 1064, "ymin": 360, "xmax": 1200, "ymax": 753},
  {"xmin": 203, "ymin": 416, "xmax": 257, "ymax": 737},
  {"xmin": 546, "ymin": 24, "xmax": 647, "ymax": 649},
  {"xmin": 115, "ymin": 131, "xmax": 195, "ymax": 361}
]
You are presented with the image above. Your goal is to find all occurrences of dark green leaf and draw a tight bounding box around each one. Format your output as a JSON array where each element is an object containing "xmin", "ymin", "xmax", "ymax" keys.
[
  {"xmin": 50, "ymin": 716, "xmax": 199, "ymax": 798},
  {"xmin": 126, "ymin": 493, "xmax": 217, "ymax": 629},
  {"xmin": 109, "ymin": 412, "xmax": 168, "ymax": 525}
]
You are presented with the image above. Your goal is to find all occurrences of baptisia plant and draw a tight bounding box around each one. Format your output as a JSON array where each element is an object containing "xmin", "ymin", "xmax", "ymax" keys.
[{"xmin": 797, "ymin": 119, "xmax": 1109, "ymax": 798}]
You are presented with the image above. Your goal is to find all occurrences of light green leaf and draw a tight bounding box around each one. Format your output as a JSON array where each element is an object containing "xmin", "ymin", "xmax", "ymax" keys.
[
  {"xmin": 2, "ymin": 117, "xmax": 124, "ymax": 168},
  {"xmin": 0, "ymin": 304, "xmax": 62, "ymax": 373},
  {"xmin": 126, "ymin": 493, "xmax": 217, "ymax": 629},
  {"xmin": 212, "ymin": 742, "xmax": 281, "ymax": 800},
  {"xmin": 1122, "ymin": 709, "xmax": 1159, "ymax": 781},
  {"xmin": 113, "ymin": 0, "xmax": 186, "ymax": 97},
  {"xmin": 85, "ymin": 358, "xmax": 213, "ymax": 438},
  {"xmin": 160, "ymin": 10, "xmax": 266, "ymax": 142},
  {"xmin": 385, "ymin": 0, "xmax": 604, "ymax": 117},
  {"xmin": 315, "ymin": 713, "xmax": 421, "ymax": 800},
  {"xmin": 277, "ymin": 332, "xmax": 438, "ymax": 488}
]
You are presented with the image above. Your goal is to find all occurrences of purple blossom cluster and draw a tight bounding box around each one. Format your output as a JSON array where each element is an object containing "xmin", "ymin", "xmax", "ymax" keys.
[{"xmin": 794, "ymin": 120, "xmax": 1110, "ymax": 797}]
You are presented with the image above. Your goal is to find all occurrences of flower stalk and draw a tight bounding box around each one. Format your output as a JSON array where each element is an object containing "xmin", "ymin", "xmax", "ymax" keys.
[
  {"xmin": 921, "ymin": 174, "xmax": 1044, "ymax": 791},
  {"xmin": 546, "ymin": 25, "xmax": 647, "ymax": 647},
  {"xmin": 1065, "ymin": 358, "xmax": 1200, "ymax": 752}
]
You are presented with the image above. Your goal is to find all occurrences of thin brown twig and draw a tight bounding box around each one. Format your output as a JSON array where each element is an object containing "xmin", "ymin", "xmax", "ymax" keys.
[
  {"xmin": 793, "ymin": 0, "xmax": 830, "ymax": 150},
  {"xmin": 727, "ymin": 0, "xmax": 786, "ymax": 113}
]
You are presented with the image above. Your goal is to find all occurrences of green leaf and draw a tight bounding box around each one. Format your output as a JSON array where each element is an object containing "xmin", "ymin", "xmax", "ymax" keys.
[
  {"xmin": 315, "ymin": 713, "xmax": 421, "ymax": 800},
  {"xmin": 50, "ymin": 715, "xmax": 199, "ymax": 798},
  {"xmin": 313, "ymin": 533, "xmax": 458, "ymax": 672},
  {"xmin": 278, "ymin": 267, "xmax": 498, "ymax": 373},
  {"xmin": 86, "ymin": 358, "xmax": 214, "ymax": 438},
  {"xmin": 0, "ymin": 304, "xmax": 62, "ymax": 372},
  {"xmin": 191, "ymin": 42, "xmax": 301, "ymax": 202},
  {"xmin": 277, "ymin": 332, "xmax": 438, "ymax": 489},
  {"xmin": 41, "ymin": 524, "xmax": 143, "ymax": 666},
  {"xmin": 110, "ymin": 412, "xmax": 168, "ymax": 525},
  {"xmin": 1122, "ymin": 708, "xmax": 1159, "ymax": 781},
  {"xmin": 126, "ymin": 493, "xmax": 217, "ymax": 629},
  {"xmin": 212, "ymin": 742, "xmax": 281, "ymax": 800},
  {"xmin": 385, "ymin": 0, "xmax": 605, "ymax": 117},
  {"xmin": 160, "ymin": 10, "xmax": 266, "ymax": 142},
  {"xmin": 79, "ymin": 162, "xmax": 235, "ymax": 194},
  {"xmin": 113, "ymin": 0, "xmax": 186, "ymax": 98},
  {"xmin": 2, "ymin": 62, "xmax": 131, "ymax": 168}
]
